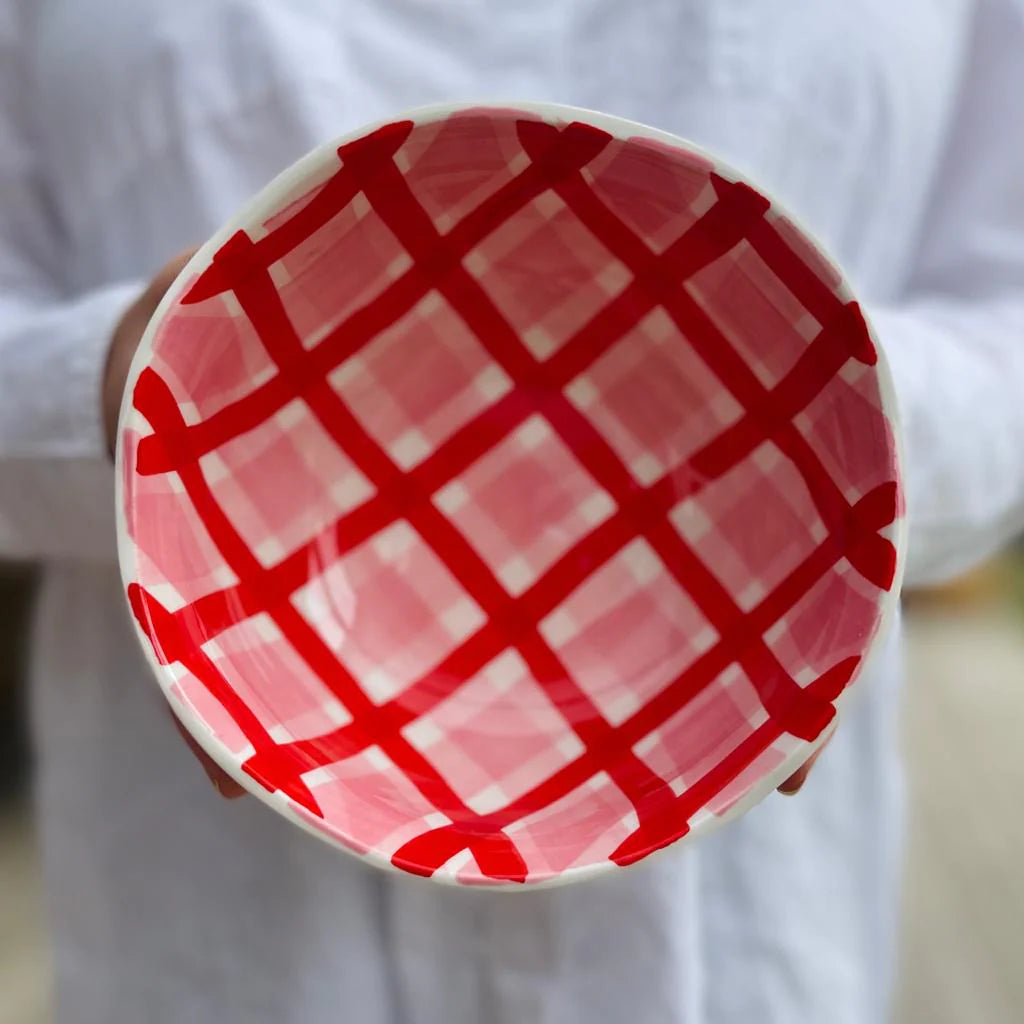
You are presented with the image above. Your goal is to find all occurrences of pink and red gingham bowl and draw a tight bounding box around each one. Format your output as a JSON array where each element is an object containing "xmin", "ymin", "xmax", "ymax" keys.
[{"xmin": 117, "ymin": 102, "xmax": 904, "ymax": 886}]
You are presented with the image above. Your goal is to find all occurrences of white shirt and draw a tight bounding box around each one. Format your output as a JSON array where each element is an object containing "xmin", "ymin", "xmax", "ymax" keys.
[{"xmin": 3, "ymin": 1, "xmax": 1024, "ymax": 1022}]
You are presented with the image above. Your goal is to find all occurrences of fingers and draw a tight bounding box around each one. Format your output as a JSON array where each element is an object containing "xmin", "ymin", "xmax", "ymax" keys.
[
  {"xmin": 148, "ymin": 247, "xmax": 200, "ymax": 302},
  {"xmin": 169, "ymin": 711, "xmax": 247, "ymax": 799},
  {"xmin": 777, "ymin": 732, "xmax": 834, "ymax": 796}
]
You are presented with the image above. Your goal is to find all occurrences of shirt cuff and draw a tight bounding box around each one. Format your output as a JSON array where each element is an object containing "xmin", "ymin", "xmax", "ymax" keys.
[{"xmin": 8, "ymin": 280, "xmax": 146, "ymax": 459}]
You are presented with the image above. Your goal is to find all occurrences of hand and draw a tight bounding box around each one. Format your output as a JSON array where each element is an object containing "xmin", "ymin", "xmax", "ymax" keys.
[
  {"xmin": 105, "ymin": 248, "xmax": 245, "ymax": 799},
  {"xmin": 777, "ymin": 732, "xmax": 833, "ymax": 796}
]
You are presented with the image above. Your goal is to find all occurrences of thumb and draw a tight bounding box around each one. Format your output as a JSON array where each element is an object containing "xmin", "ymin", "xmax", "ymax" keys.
[{"xmin": 777, "ymin": 732, "xmax": 834, "ymax": 796}]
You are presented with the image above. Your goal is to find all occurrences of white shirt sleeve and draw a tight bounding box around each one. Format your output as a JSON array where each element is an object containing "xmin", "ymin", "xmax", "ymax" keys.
[
  {"xmin": 870, "ymin": 0, "xmax": 1024, "ymax": 586},
  {"xmin": 0, "ymin": 3, "xmax": 143, "ymax": 561}
]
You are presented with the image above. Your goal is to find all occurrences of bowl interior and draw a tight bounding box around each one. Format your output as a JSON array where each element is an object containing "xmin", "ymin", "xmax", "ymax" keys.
[{"xmin": 120, "ymin": 106, "xmax": 902, "ymax": 885}]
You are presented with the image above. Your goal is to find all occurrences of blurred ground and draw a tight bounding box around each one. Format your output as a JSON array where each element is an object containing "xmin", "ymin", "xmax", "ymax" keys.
[
  {"xmin": 0, "ymin": 800, "xmax": 49, "ymax": 1024},
  {"xmin": 895, "ymin": 598, "xmax": 1024, "ymax": 1024},
  {"xmin": 1, "ymin": 563, "xmax": 1022, "ymax": 1023}
]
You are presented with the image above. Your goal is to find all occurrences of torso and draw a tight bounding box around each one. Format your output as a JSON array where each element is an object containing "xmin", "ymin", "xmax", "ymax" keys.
[{"xmin": 27, "ymin": 0, "xmax": 971, "ymax": 296}]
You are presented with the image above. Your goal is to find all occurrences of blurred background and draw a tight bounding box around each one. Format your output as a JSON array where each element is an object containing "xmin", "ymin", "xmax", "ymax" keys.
[{"xmin": 2, "ymin": 551, "xmax": 1024, "ymax": 1024}]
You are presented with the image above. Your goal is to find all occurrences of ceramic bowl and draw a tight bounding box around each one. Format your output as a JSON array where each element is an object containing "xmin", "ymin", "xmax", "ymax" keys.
[{"xmin": 116, "ymin": 101, "xmax": 905, "ymax": 887}]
